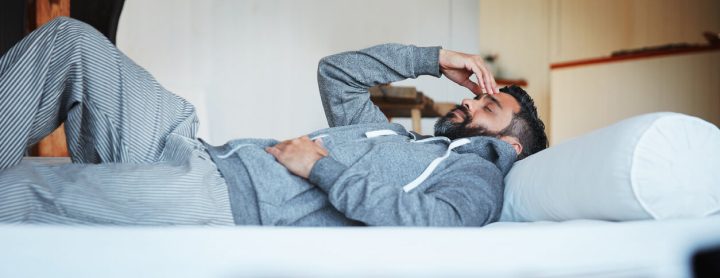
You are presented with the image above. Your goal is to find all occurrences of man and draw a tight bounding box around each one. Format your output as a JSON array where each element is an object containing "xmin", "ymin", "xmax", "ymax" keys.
[{"xmin": 0, "ymin": 18, "xmax": 547, "ymax": 226}]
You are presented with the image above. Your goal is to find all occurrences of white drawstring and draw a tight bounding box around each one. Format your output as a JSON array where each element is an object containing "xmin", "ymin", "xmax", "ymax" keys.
[
  {"xmin": 413, "ymin": 137, "xmax": 450, "ymax": 144},
  {"xmin": 310, "ymin": 134, "xmax": 328, "ymax": 141},
  {"xmin": 217, "ymin": 144, "xmax": 254, "ymax": 159},
  {"xmin": 218, "ymin": 135, "xmax": 329, "ymax": 159},
  {"xmin": 402, "ymin": 138, "xmax": 471, "ymax": 193},
  {"xmin": 361, "ymin": 129, "xmax": 471, "ymax": 193},
  {"xmin": 219, "ymin": 129, "xmax": 469, "ymax": 193},
  {"xmin": 409, "ymin": 132, "xmax": 418, "ymax": 140},
  {"xmin": 365, "ymin": 130, "xmax": 397, "ymax": 138}
]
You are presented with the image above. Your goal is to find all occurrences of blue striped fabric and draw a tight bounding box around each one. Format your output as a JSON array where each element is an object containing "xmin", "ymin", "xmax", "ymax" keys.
[{"xmin": 0, "ymin": 17, "xmax": 233, "ymax": 225}]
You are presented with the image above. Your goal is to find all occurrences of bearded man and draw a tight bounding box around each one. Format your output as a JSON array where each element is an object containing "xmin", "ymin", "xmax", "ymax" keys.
[{"xmin": 0, "ymin": 17, "xmax": 546, "ymax": 226}]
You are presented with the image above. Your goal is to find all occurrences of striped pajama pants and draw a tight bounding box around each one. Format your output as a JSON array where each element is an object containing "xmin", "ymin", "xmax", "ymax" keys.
[{"xmin": 0, "ymin": 17, "xmax": 234, "ymax": 225}]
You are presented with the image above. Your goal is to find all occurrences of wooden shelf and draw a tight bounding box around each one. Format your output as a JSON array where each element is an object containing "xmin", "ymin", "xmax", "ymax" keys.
[
  {"xmin": 496, "ymin": 78, "xmax": 527, "ymax": 87},
  {"xmin": 551, "ymin": 44, "xmax": 720, "ymax": 70}
]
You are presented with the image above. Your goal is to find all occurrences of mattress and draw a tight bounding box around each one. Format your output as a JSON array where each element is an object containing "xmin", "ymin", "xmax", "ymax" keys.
[{"xmin": 1, "ymin": 217, "xmax": 718, "ymax": 277}]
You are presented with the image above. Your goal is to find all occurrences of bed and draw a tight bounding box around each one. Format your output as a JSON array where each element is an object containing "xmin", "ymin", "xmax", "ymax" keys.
[
  {"xmin": 1, "ymin": 217, "xmax": 719, "ymax": 277},
  {"xmin": 2, "ymin": 112, "xmax": 719, "ymax": 277}
]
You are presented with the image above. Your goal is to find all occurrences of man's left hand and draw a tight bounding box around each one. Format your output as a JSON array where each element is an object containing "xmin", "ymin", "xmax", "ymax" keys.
[
  {"xmin": 266, "ymin": 136, "xmax": 328, "ymax": 179},
  {"xmin": 439, "ymin": 49, "xmax": 499, "ymax": 95}
]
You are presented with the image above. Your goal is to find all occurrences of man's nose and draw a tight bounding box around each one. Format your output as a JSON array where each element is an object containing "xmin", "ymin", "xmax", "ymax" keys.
[{"xmin": 461, "ymin": 98, "xmax": 474, "ymax": 111}]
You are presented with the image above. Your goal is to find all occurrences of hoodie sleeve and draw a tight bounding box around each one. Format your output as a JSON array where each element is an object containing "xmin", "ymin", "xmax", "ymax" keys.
[
  {"xmin": 308, "ymin": 156, "xmax": 504, "ymax": 227},
  {"xmin": 317, "ymin": 44, "xmax": 441, "ymax": 127}
]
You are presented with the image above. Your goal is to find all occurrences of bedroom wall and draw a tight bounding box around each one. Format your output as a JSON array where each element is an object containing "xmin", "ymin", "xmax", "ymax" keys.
[
  {"xmin": 478, "ymin": 0, "xmax": 552, "ymax": 137},
  {"xmin": 551, "ymin": 51, "xmax": 720, "ymax": 144},
  {"xmin": 116, "ymin": 0, "xmax": 480, "ymax": 143},
  {"xmin": 549, "ymin": 0, "xmax": 720, "ymax": 62},
  {"xmin": 478, "ymin": 0, "xmax": 720, "ymax": 143},
  {"xmin": 116, "ymin": 0, "xmax": 214, "ymax": 139},
  {"xmin": 115, "ymin": 0, "xmax": 720, "ymax": 143}
]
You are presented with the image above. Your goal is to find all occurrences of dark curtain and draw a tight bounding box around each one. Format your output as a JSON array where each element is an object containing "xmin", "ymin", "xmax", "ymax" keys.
[
  {"xmin": 71, "ymin": 0, "xmax": 125, "ymax": 44},
  {"xmin": 0, "ymin": 0, "xmax": 125, "ymax": 57},
  {"xmin": 0, "ymin": 0, "xmax": 26, "ymax": 57}
]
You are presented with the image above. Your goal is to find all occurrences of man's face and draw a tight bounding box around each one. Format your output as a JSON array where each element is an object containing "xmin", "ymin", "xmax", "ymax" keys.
[{"xmin": 434, "ymin": 92, "xmax": 521, "ymax": 139}]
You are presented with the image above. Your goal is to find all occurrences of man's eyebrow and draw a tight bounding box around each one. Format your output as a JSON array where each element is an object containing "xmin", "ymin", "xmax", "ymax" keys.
[{"xmin": 483, "ymin": 94, "xmax": 503, "ymax": 110}]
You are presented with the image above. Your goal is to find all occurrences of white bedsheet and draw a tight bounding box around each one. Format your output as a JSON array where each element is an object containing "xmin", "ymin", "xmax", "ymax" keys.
[{"xmin": 1, "ymin": 217, "xmax": 719, "ymax": 277}]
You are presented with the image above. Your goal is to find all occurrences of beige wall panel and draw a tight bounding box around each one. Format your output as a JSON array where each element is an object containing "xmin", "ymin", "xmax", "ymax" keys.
[
  {"xmin": 480, "ymin": 0, "xmax": 719, "ymax": 144},
  {"xmin": 480, "ymin": 0, "xmax": 719, "ymax": 141},
  {"xmin": 550, "ymin": 51, "xmax": 720, "ymax": 144},
  {"xmin": 633, "ymin": 0, "xmax": 720, "ymax": 47},
  {"xmin": 550, "ymin": 0, "xmax": 720, "ymax": 63},
  {"xmin": 479, "ymin": 0, "xmax": 552, "ymax": 132},
  {"xmin": 551, "ymin": 0, "xmax": 633, "ymax": 62}
]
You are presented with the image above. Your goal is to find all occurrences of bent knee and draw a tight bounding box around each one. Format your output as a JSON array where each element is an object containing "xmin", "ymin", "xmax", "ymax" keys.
[
  {"xmin": 38, "ymin": 16, "xmax": 99, "ymax": 38},
  {"xmin": 44, "ymin": 16, "xmax": 87, "ymax": 28}
]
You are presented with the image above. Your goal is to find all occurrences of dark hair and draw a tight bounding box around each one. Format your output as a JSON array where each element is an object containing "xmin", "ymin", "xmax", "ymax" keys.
[{"xmin": 498, "ymin": 85, "xmax": 548, "ymax": 160}]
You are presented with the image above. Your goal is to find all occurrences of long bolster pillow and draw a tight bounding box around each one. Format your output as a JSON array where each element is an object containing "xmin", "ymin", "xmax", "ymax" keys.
[{"xmin": 501, "ymin": 112, "xmax": 720, "ymax": 222}]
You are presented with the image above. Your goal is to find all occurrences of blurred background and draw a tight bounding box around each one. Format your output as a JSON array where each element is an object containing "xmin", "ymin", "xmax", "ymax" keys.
[
  {"xmin": 114, "ymin": 0, "xmax": 481, "ymax": 142},
  {"xmin": 2, "ymin": 0, "xmax": 719, "ymax": 153}
]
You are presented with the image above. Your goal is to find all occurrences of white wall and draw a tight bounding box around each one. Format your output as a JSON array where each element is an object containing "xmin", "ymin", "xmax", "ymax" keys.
[
  {"xmin": 117, "ymin": 0, "xmax": 479, "ymax": 144},
  {"xmin": 116, "ymin": 1, "xmax": 213, "ymax": 139}
]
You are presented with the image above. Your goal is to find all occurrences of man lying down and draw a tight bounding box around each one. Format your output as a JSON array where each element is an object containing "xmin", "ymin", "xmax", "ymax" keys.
[{"xmin": 0, "ymin": 18, "xmax": 547, "ymax": 226}]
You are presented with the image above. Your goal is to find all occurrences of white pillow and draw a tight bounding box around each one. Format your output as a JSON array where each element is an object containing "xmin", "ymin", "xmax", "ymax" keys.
[{"xmin": 500, "ymin": 112, "xmax": 720, "ymax": 222}]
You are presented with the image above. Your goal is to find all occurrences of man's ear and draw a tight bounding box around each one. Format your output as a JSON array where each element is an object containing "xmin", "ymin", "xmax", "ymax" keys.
[{"xmin": 499, "ymin": 135, "xmax": 523, "ymax": 156}]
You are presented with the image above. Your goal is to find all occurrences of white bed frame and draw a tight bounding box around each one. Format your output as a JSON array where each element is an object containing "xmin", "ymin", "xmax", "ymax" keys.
[{"xmin": 1, "ymin": 217, "xmax": 719, "ymax": 277}]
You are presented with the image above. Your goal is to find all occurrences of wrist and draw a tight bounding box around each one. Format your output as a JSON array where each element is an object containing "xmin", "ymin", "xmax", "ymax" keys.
[
  {"xmin": 308, "ymin": 156, "xmax": 348, "ymax": 192},
  {"xmin": 302, "ymin": 154, "xmax": 325, "ymax": 179},
  {"xmin": 439, "ymin": 49, "xmax": 448, "ymax": 69}
]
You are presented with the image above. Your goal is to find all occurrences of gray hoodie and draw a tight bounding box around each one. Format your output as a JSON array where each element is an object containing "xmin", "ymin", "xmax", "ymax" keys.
[{"xmin": 204, "ymin": 44, "xmax": 516, "ymax": 226}]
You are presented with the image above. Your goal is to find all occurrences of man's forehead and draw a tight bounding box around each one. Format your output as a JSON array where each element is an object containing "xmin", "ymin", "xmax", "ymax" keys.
[{"xmin": 485, "ymin": 92, "xmax": 521, "ymax": 113}]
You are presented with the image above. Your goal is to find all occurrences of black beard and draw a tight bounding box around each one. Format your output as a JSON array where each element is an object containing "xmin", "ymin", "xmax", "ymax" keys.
[{"xmin": 433, "ymin": 105, "xmax": 496, "ymax": 140}]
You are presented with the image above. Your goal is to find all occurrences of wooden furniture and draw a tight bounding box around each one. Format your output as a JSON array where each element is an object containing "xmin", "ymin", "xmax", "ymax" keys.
[
  {"xmin": 0, "ymin": 0, "xmax": 70, "ymax": 156},
  {"xmin": 369, "ymin": 79, "xmax": 528, "ymax": 133},
  {"xmin": 496, "ymin": 78, "xmax": 528, "ymax": 87},
  {"xmin": 30, "ymin": 0, "xmax": 71, "ymax": 157},
  {"xmin": 369, "ymin": 85, "xmax": 455, "ymax": 133},
  {"xmin": 23, "ymin": 0, "xmax": 124, "ymax": 157}
]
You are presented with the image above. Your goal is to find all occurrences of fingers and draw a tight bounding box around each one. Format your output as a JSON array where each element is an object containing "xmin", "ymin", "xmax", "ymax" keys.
[
  {"xmin": 475, "ymin": 67, "xmax": 488, "ymax": 95},
  {"xmin": 314, "ymin": 138, "xmax": 329, "ymax": 156},
  {"xmin": 441, "ymin": 50, "xmax": 501, "ymax": 95},
  {"xmin": 483, "ymin": 70, "xmax": 496, "ymax": 95},
  {"xmin": 265, "ymin": 139, "xmax": 292, "ymax": 159},
  {"xmin": 265, "ymin": 146, "xmax": 280, "ymax": 158},
  {"xmin": 459, "ymin": 78, "xmax": 482, "ymax": 95},
  {"xmin": 265, "ymin": 136, "xmax": 329, "ymax": 158},
  {"xmin": 470, "ymin": 60, "xmax": 497, "ymax": 95},
  {"xmin": 315, "ymin": 143, "xmax": 328, "ymax": 156},
  {"xmin": 490, "ymin": 73, "xmax": 500, "ymax": 94},
  {"xmin": 485, "ymin": 66, "xmax": 499, "ymax": 94}
]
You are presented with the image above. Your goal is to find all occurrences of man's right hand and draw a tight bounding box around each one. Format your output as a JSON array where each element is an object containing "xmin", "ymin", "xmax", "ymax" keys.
[{"xmin": 439, "ymin": 49, "xmax": 499, "ymax": 95}]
